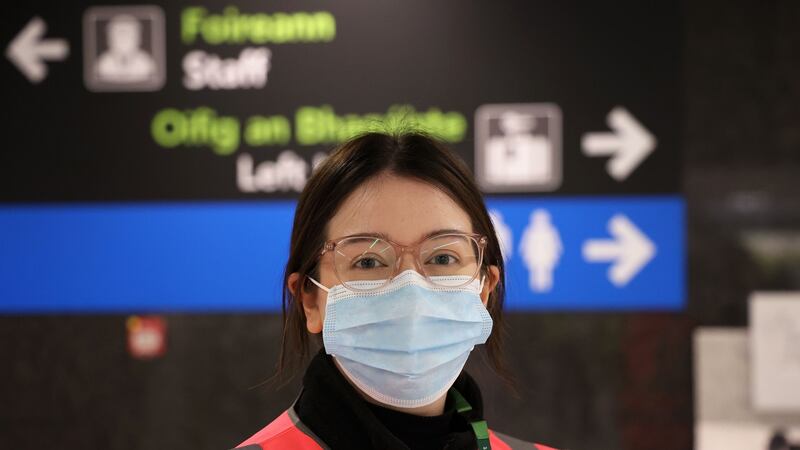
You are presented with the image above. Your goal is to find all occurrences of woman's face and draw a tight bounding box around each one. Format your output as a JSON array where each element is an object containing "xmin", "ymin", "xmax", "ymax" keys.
[{"xmin": 290, "ymin": 172, "xmax": 500, "ymax": 334}]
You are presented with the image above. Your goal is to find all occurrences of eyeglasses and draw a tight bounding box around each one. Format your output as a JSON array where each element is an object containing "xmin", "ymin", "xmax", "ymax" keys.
[{"xmin": 312, "ymin": 232, "xmax": 488, "ymax": 292}]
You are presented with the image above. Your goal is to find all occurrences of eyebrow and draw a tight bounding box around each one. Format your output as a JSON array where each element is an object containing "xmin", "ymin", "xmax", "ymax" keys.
[{"xmin": 340, "ymin": 228, "xmax": 469, "ymax": 242}]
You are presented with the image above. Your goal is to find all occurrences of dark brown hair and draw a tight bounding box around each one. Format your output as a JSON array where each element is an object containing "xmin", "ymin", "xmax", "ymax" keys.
[{"xmin": 277, "ymin": 131, "xmax": 510, "ymax": 382}]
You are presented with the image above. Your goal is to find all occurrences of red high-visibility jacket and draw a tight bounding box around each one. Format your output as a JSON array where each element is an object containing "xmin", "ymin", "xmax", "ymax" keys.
[{"xmin": 235, "ymin": 407, "xmax": 558, "ymax": 450}]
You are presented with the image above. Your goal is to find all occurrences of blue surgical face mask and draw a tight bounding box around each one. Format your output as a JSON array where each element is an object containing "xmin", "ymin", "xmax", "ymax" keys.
[{"xmin": 308, "ymin": 269, "xmax": 493, "ymax": 408}]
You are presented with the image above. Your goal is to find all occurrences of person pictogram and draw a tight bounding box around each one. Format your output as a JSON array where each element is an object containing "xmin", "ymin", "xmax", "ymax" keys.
[
  {"xmin": 489, "ymin": 209, "xmax": 513, "ymax": 263},
  {"xmin": 520, "ymin": 209, "xmax": 563, "ymax": 293},
  {"xmin": 95, "ymin": 14, "xmax": 156, "ymax": 83}
]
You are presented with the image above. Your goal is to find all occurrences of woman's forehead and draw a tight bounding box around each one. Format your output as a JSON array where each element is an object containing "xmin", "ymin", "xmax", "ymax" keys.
[{"xmin": 327, "ymin": 175, "xmax": 472, "ymax": 243}]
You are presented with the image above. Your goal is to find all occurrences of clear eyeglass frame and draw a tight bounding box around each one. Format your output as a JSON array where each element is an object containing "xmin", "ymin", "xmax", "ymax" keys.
[{"xmin": 313, "ymin": 232, "xmax": 488, "ymax": 293}]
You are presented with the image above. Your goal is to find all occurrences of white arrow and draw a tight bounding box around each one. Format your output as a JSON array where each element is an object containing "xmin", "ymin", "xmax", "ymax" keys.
[
  {"xmin": 5, "ymin": 17, "xmax": 69, "ymax": 84},
  {"xmin": 581, "ymin": 106, "xmax": 656, "ymax": 181},
  {"xmin": 582, "ymin": 214, "xmax": 656, "ymax": 287}
]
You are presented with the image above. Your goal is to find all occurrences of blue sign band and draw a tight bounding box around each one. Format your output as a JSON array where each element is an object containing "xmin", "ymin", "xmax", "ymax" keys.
[{"xmin": 0, "ymin": 196, "xmax": 684, "ymax": 313}]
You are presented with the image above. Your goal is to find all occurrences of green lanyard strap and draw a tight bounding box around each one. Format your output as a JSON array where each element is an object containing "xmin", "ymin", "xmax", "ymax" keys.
[{"xmin": 449, "ymin": 388, "xmax": 491, "ymax": 450}]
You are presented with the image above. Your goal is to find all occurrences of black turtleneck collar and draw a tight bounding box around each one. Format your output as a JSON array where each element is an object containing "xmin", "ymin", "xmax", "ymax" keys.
[{"xmin": 294, "ymin": 349, "xmax": 484, "ymax": 450}]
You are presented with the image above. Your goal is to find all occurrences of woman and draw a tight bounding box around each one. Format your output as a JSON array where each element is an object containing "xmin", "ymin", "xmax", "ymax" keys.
[{"xmin": 234, "ymin": 132, "xmax": 557, "ymax": 450}]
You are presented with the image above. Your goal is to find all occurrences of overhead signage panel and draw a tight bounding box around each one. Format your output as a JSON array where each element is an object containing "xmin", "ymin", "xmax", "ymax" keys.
[{"xmin": 1, "ymin": 1, "xmax": 682, "ymax": 200}]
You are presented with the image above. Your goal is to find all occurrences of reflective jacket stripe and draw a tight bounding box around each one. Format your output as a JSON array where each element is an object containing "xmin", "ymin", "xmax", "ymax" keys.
[
  {"xmin": 236, "ymin": 408, "xmax": 557, "ymax": 450},
  {"xmin": 490, "ymin": 430, "xmax": 557, "ymax": 450},
  {"xmin": 235, "ymin": 410, "xmax": 324, "ymax": 450}
]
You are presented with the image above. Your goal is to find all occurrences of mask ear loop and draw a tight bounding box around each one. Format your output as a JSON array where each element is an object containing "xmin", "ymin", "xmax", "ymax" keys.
[{"xmin": 306, "ymin": 275, "xmax": 330, "ymax": 293}]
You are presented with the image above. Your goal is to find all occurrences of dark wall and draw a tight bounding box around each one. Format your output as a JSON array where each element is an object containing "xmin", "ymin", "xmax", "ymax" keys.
[{"xmin": 2, "ymin": 1, "xmax": 799, "ymax": 450}]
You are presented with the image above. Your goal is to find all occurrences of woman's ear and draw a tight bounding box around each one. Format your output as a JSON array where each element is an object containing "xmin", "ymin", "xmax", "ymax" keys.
[
  {"xmin": 480, "ymin": 265, "xmax": 501, "ymax": 307},
  {"xmin": 288, "ymin": 272, "xmax": 323, "ymax": 334}
]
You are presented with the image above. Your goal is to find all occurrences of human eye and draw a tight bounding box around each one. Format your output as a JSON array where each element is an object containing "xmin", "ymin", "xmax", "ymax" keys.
[
  {"xmin": 425, "ymin": 253, "xmax": 460, "ymax": 266},
  {"xmin": 352, "ymin": 255, "xmax": 388, "ymax": 270}
]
